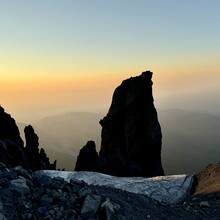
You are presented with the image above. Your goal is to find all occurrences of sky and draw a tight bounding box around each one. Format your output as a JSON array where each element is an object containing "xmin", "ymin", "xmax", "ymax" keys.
[{"xmin": 0, "ymin": 1, "xmax": 220, "ymax": 122}]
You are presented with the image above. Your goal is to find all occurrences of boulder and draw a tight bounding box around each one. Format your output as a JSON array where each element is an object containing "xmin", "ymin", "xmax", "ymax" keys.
[
  {"xmin": 24, "ymin": 125, "xmax": 41, "ymax": 170},
  {"xmin": 9, "ymin": 178, "xmax": 30, "ymax": 195},
  {"xmin": 0, "ymin": 164, "xmax": 219, "ymax": 220},
  {"xmin": 80, "ymin": 194, "xmax": 101, "ymax": 218}
]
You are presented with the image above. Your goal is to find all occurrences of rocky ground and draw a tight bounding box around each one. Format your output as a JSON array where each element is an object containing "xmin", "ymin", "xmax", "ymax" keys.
[
  {"xmin": 0, "ymin": 163, "xmax": 219, "ymax": 220},
  {"xmin": 195, "ymin": 163, "xmax": 220, "ymax": 194}
]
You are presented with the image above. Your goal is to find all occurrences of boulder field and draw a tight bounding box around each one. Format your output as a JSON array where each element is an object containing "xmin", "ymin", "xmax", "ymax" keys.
[{"xmin": 0, "ymin": 163, "xmax": 219, "ymax": 220}]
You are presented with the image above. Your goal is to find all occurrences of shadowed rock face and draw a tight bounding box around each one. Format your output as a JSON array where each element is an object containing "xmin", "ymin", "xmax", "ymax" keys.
[
  {"xmin": 0, "ymin": 106, "xmax": 56, "ymax": 170},
  {"xmin": 24, "ymin": 125, "xmax": 42, "ymax": 170},
  {"xmin": 0, "ymin": 106, "xmax": 24, "ymax": 147},
  {"xmin": 24, "ymin": 125, "xmax": 56, "ymax": 170},
  {"xmin": 0, "ymin": 106, "xmax": 28, "ymax": 167},
  {"xmin": 75, "ymin": 141, "xmax": 102, "ymax": 172},
  {"xmin": 99, "ymin": 71, "xmax": 164, "ymax": 177},
  {"xmin": 75, "ymin": 71, "xmax": 164, "ymax": 177},
  {"xmin": 0, "ymin": 139, "xmax": 28, "ymax": 168}
]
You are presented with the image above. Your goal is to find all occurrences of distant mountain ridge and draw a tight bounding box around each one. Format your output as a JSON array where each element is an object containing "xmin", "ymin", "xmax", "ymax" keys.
[
  {"xmin": 18, "ymin": 112, "xmax": 103, "ymax": 170},
  {"xmin": 160, "ymin": 109, "xmax": 220, "ymax": 174},
  {"xmin": 17, "ymin": 109, "xmax": 220, "ymax": 174}
]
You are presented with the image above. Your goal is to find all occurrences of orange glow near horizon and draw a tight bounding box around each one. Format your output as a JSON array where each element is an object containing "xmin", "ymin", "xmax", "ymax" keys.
[
  {"xmin": 1, "ymin": 1, "xmax": 220, "ymax": 122},
  {"xmin": 0, "ymin": 72, "xmax": 124, "ymax": 118},
  {"xmin": 1, "ymin": 57, "xmax": 220, "ymax": 123}
]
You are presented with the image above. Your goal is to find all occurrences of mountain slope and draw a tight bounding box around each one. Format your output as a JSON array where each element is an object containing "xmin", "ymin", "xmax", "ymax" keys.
[
  {"xmin": 160, "ymin": 109, "xmax": 220, "ymax": 174},
  {"xmin": 19, "ymin": 110, "xmax": 220, "ymax": 173},
  {"xmin": 18, "ymin": 112, "xmax": 103, "ymax": 170}
]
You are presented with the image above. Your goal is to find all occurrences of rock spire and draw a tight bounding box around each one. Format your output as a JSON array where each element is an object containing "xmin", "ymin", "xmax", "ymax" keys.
[{"xmin": 75, "ymin": 71, "xmax": 164, "ymax": 177}]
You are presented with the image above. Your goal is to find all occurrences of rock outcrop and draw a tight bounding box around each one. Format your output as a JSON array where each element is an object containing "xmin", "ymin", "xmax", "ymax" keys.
[
  {"xmin": 0, "ymin": 106, "xmax": 24, "ymax": 147},
  {"xmin": 0, "ymin": 106, "xmax": 28, "ymax": 168},
  {"xmin": 75, "ymin": 141, "xmax": 102, "ymax": 172},
  {"xmin": 75, "ymin": 71, "xmax": 164, "ymax": 177},
  {"xmin": 24, "ymin": 125, "xmax": 56, "ymax": 170},
  {"xmin": 0, "ymin": 139, "xmax": 29, "ymax": 168},
  {"xmin": 0, "ymin": 106, "xmax": 56, "ymax": 170},
  {"xmin": 195, "ymin": 163, "xmax": 220, "ymax": 194}
]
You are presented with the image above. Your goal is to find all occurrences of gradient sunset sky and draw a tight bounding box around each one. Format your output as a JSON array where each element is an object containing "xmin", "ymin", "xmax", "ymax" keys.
[{"xmin": 1, "ymin": 1, "xmax": 220, "ymax": 122}]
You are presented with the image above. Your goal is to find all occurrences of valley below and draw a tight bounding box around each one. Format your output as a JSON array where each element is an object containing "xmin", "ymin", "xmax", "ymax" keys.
[{"xmin": 18, "ymin": 109, "xmax": 220, "ymax": 175}]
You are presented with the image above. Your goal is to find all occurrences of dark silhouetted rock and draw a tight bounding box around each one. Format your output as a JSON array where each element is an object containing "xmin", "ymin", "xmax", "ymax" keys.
[
  {"xmin": 80, "ymin": 194, "xmax": 101, "ymax": 218},
  {"xmin": 0, "ymin": 106, "xmax": 56, "ymax": 170},
  {"xmin": 24, "ymin": 125, "xmax": 40, "ymax": 170},
  {"xmin": 99, "ymin": 71, "xmax": 164, "ymax": 177},
  {"xmin": 0, "ymin": 106, "xmax": 28, "ymax": 168},
  {"xmin": 24, "ymin": 125, "xmax": 56, "ymax": 170},
  {"xmin": 40, "ymin": 148, "xmax": 57, "ymax": 170},
  {"xmin": 0, "ymin": 106, "xmax": 24, "ymax": 147},
  {"xmin": 75, "ymin": 141, "xmax": 103, "ymax": 172},
  {"xmin": 75, "ymin": 71, "xmax": 164, "ymax": 177},
  {"xmin": 0, "ymin": 139, "xmax": 29, "ymax": 168}
]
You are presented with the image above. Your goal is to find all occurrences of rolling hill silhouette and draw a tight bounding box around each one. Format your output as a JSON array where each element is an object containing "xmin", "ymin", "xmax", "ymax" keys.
[
  {"xmin": 160, "ymin": 109, "xmax": 220, "ymax": 174},
  {"xmin": 18, "ymin": 112, "xmax": 102, "ymax": 170},
  {"xmin": 18, "ymin": 110, "xmax": 220, "ymax": 174}
]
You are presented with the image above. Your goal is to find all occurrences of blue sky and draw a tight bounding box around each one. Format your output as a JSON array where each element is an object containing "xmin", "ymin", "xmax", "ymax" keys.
[
  {"xmin": 1, "ymin": 1, "xmax": 219, "ymax": 69},
  {"xmin": 0, "ymin": 1, "xmax": 220, "ymax": 120}
]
